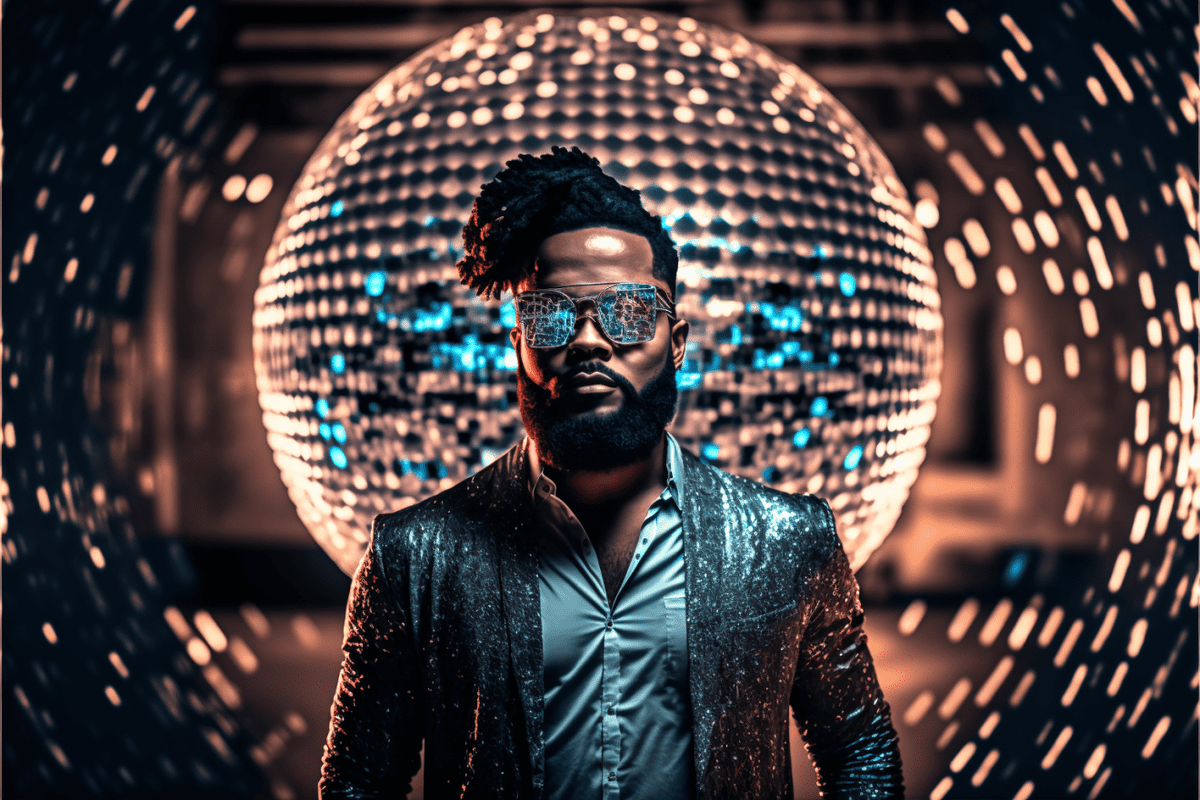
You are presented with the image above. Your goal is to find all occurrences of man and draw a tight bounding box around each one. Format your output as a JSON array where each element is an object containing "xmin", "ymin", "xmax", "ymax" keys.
[{"xmin": 320, "ymin": 147, "xmax": 903, "ymax": 799}]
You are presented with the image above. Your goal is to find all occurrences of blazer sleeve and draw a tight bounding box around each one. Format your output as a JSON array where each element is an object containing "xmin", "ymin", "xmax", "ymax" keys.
[
  {"xmin": 789, "ymin": 498, "xmax": 904, "ymax": 799},
  {"xmin": 319, "ymin": 516, "xmax": 424, "ymax": 799}
]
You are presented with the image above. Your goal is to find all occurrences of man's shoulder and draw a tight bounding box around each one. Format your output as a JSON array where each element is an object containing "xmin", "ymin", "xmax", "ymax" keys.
[
  {"xmin": 678, "ymin": 445, "xmax": 835, "ymax": 534},
  {"xmin": 676, "ymin": 448, "xmax": 835, "ymax": 561}
]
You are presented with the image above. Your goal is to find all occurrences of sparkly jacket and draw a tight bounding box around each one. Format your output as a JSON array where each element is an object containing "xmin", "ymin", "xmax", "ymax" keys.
[{"xmin": 320, "ymin": 441, "xmax": 904, "ymax": 800}]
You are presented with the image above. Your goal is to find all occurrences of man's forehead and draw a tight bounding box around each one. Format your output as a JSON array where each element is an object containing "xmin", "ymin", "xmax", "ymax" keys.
[
  {"xmin": 537, "ymin": 227, "xmax": 652, "ymax": 266},
  {"xmin": 524, "ymin": 227, "xmax": 660, "ymax": 292}
]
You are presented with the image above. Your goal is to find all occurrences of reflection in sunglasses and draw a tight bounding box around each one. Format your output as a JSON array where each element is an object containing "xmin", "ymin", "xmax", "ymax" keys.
[{"xmin": 516, "ymin": 283, "xmax": 675, "ymax": 348}]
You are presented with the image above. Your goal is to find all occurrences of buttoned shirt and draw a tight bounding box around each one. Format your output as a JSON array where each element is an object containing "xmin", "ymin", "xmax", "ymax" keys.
[{"xmin": 527, "ymin": 434, "xmax": 694, "ymax": 800}]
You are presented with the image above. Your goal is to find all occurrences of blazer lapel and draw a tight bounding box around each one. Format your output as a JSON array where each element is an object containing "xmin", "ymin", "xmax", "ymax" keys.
[
  {"xmin": 680, "ymin": 451, "xmax": 728, "ymax": 790},
  {"xmin": 491, "ymin": 442, "xmax": 546, "ymax": 798}
]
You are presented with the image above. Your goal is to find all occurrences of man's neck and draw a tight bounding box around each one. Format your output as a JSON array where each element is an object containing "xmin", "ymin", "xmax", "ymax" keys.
[{"xmin": 541, "ymin": 433, "xmax": 668, "ymax": 512}]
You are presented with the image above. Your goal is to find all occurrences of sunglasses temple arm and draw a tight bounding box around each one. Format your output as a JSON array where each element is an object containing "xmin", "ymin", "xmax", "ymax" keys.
[{"xmin": 657, "ymin": 288, "xmax": 677, "ymax": 318}]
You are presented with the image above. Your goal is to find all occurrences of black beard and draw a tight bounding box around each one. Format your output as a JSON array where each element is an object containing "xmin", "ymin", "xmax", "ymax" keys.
[{"xmin": 517, "ymin": 355, "xmax": 679, "ymax": 472}]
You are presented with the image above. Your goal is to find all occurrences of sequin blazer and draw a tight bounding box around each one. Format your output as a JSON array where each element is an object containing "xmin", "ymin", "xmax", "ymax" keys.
[{"xmin": 320, "ymin": 441, "xmax": 904, "ymax": 800}]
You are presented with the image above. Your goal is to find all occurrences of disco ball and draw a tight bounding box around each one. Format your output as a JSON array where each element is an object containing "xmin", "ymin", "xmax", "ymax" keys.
[{"xmin": 253, "ymin": 10, "xmax": 942, "ymax": 575}]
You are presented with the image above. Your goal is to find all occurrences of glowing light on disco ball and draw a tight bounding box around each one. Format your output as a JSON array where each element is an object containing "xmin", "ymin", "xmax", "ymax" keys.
[{"xmin": 253, "ymin": 10, "xmax": 942, "ymax": 574}]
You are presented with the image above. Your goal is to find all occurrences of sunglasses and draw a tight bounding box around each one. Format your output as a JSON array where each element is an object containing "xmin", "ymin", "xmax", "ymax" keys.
[{"xmin": 514, "ymin": 282, "xmax": 677, "ymax": 348}]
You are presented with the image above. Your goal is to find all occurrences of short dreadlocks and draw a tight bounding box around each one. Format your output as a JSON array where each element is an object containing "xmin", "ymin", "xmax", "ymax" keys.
[{"xmin": 456, "ymin": 146, "xmax": 678, "ymax": 300}]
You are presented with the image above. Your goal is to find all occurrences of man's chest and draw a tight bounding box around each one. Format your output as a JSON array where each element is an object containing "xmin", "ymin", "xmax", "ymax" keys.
[
  {"xmin": 536, "ymin": 488, "xmax": 680, "ymax": 606},
  {"xmin": 536, "ymin": 501, "xmax": 690, "ymax": 708},
  {"xmin": 590, "ymin": 514, "xmax": 643, "ymax": 604}
]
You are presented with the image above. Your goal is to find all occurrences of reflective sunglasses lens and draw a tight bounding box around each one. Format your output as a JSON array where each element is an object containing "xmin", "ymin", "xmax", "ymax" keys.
[
  {"xmin": 517, "ymin": 293, "xmax": 574, "ymax": 347},
  {"xmin": 598, "ymin": 286, "xmax": 658, "ymax": 344}
]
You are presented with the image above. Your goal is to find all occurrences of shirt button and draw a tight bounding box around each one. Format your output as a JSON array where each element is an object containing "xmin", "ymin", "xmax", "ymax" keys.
[
  {"xmin": 607, "ymin": 706, "xmax": 615, "ymax": 715},
  {"xmin": 608, "ymin": 772, "xmax": 616, "ymax": 780},
  {"xmin": 605, "ymin": 619, "xmax": 613, "ymax": 629}
]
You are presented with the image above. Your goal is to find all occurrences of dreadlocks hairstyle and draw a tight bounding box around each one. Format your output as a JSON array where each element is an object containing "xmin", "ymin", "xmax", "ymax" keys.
[{"xmin": 456, "ymin": 146, "xmax": 679, "ymax": 300}]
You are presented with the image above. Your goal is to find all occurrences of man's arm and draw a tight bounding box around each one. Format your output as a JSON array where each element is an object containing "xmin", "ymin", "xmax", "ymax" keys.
[
  {"xmin": 320, "ymin": 518, "xmax": 423, "ymax": 799},
  {"xmin": 789, "ymin": 499, "xmax": 904, "ymax": 799}
]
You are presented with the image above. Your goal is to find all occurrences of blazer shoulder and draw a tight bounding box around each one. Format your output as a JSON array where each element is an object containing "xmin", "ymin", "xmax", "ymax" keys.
[{"xmin": 680, "ymin": 447, "xmax": 839, "ymax": 547}]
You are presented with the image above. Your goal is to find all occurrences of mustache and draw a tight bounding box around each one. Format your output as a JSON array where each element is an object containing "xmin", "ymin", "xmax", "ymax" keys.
[{"xmin": 552, "ymin": 362, "xmax": 640, "ymax": 403}]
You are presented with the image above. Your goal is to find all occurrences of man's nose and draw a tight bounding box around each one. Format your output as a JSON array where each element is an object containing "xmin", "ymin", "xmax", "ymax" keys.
[{"xmin": 568, "ymin": 311, "xmax": 612, "ymax": 357}]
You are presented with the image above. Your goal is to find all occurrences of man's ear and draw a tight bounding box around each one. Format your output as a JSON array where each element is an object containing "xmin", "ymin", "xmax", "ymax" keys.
[
  {"xmin": 670, "ymin": 318, "xmax": 689, "ymax": 371},
  {"xmin": 509, "ymin": 326, "xmax": 524, "ymax": 371}
]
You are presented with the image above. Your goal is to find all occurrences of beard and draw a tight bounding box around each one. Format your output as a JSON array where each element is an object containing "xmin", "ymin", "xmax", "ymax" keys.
[{"xmin": 517, "ymin": 355, "xmax": 679, "ymax": 473}]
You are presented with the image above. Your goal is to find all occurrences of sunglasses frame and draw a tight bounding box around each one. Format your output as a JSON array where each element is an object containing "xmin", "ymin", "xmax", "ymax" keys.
[{"xmin": 514, "ymin": 282, "xmax": 677, "ymax": 349}]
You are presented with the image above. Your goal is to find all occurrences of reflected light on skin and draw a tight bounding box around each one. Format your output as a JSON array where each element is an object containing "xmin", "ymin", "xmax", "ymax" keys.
[{"xmin": 582, "ymin": 232, "xmax": 628, "ymax": 257}]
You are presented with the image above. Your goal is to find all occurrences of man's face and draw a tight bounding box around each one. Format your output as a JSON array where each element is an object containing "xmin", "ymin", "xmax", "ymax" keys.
[{"xmin": 510, "ymin": 227, "xmax": 689, "ymax": 472}]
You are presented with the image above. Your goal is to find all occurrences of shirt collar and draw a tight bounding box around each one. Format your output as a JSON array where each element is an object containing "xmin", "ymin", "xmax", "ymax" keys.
[{"xmin": 525, "ymin": 432, "xmax": 685, "ymax": 511}]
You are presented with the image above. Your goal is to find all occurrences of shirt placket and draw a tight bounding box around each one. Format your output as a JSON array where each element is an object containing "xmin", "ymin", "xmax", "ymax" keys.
[
  {"xmin": 601, "ymin": 498, "xmax": 668, "ymax": 800},
  {"xmin": 600, "ymin": 600, "xmax": 621, "ymax": 800},
  {"xmin": 546, "ymin": 495, "xmax": 625, "ymax": 799}
]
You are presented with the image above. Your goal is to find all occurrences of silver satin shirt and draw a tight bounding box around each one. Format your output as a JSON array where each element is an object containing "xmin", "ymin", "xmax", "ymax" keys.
[{"xmin": 527, "ymin": 434, "xmax": 695, "ymax": 800}]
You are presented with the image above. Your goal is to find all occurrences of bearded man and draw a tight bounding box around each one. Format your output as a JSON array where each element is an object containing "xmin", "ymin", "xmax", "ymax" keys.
[{"xmin": 319, "ymin": 147, "xmax": 904, "ymax": 799}]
